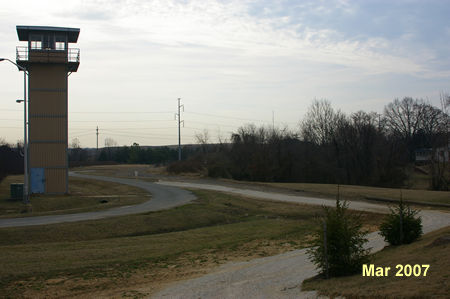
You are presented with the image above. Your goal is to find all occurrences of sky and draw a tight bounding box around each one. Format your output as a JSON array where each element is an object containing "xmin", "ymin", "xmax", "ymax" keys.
[{"xmin": 0, "ymin": 0, "xmax": 449, "ymax": 147}]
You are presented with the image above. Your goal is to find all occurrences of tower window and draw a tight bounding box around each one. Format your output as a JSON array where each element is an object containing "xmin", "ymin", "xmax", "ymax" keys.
[
  {"xmin": 31, "ymin": 40, "xmax": 42, "ymax": 49},
  {"xmin": 55, "ymin": 42, "xmax": 65, "ymax": 50}
]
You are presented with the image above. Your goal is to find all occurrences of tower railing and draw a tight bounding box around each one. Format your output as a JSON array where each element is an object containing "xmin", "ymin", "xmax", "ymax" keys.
[
  {"xmin": 16, "ymin": 46, "xmax": 28, "ymax": 61},
  {"xmin": 16, "ymin": 46, "xmax": 80, "ymax": 63},
  {"xmin": 68, "ymin": 48, "xmax": 80, "ymax": 63}
]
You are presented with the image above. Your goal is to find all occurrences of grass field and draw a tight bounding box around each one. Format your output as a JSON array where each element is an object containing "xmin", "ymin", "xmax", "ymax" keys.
[
  {"xmin": 0, "ymin": 175, "xmax": 150, "ymax": 218},
  {"xmin": 72, "ymin": 164, "xmax": 166, "ymax": 178},
  {"xmin": 0, "ymin": 189, "xmax": 383, "ymax": 298},
  {"xmin": 76, "ymin": 164, "xmax": 450, "ymax": 206},
  {"xmin": 302, "ymin": 226, "xmax": 450, "ymax": 298},
  {"xmin": 256, "ymin": 182, "xmax": 450, "ymax": 206}
]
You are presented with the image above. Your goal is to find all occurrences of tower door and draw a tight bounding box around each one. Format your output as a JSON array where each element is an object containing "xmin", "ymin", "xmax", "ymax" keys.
[{"xmin": 30, "ymin": 168, "xmax": 45, "ymax": 194}]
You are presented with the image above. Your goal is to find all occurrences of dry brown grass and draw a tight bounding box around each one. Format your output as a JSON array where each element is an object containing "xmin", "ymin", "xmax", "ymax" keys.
[
  {"xmin": 256, "ymin": 182, "xmax": 450, "ymax": 206},
  {"xmin": 72, "ymin": 164, "xmax": 167, "ymax": 178},
  {"xmin": 302, "ymin": 226, "xmax": 450, "ymax": 298},
  {"xmin": 0, "ymin": 175, "xmax": 150, "ymax": 218},
  {"xmin": 74, "ymin": 164, "xmax": 449, "ymax": 206},
  {"xmin": 0, "ymin": 189, "xmax": 384, "ymax": 298}
]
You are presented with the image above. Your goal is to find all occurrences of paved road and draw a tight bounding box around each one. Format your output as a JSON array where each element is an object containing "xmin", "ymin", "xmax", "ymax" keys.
[
  {"xmin": 156, "ymin": 181, "xmax": 450, "ymax": 234},
  {"xmin": 1, "ymin": 175, "xmax": 448, "ymax": 297},
  {"xmin": 0, "ymin": 173, "xmax": 195, "ymax": 228},
  {"xmin": 154, "ymin": 180, "xmax": 450, "ymax": 299}
]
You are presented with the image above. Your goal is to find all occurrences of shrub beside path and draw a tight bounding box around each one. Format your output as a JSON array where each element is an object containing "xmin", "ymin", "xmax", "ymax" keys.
[{"xmin": 154, "ymin": 180, "xmax": 450, "ymax": 299}]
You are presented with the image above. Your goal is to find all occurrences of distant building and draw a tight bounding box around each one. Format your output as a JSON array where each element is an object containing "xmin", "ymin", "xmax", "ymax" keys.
[
  {"xmin": 415, "ymin": 145, "xmax": 449, "ymax": 164},
  {"xmin": 16, "ymin": 25, "xmax": 80, "ymax": 194},
  {"xmin": 415, "ymin": 148, "xmax": 432, "ymax": 164}
]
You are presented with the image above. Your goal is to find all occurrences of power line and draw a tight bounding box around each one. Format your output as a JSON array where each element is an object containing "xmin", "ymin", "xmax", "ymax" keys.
[
  {"xmin": 97, "ymin": 132, "xmax": 184, "ymax": 141},
  {"xmin": 69, "ymin": 129, "xmax": 94, "ymax": 134},
  {"xmin": 69, "ymin": 131, "xmax": 94, "ymax": 137},
  {"xmin": 99, "ymin": 126, "xmax": 176, "ymax": 131},
  {"xmin": 101, "ymin": 129, "xmax": 187, "ymax": 138},
  {"xmin": 1, "ymin": 111, "xmax": 298, "ymax": 125},
  {"xmin": 185, "ymin": 111, "xmax": 268, "ymax": 122},
  {"xmin": 187, "ymin": 120, "xmax": 241, "ymax": 128},
  {"xmin": 0, "ymin": 109, "xmax": 173, "ymax": 113},
  {"xmin": 69, "ymin": 126, "xmax": 175, "ymax": 130},
  {"xmin": 69, "ymin": 119, "xmax": 173, "ymax": 123},
  {"xmin": 185, "ymin": 111, "xmax": 298, "ymax": 125},
  {"xmin": 69, "ymin": 111, "xmax": 173, "ymax": 114},
  {"xmin": 176, "ymin": 98, "xmax": 184, "ymax": 160}
]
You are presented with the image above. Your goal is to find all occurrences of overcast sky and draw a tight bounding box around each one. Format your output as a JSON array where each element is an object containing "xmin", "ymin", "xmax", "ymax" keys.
[{"xmin": 1, "ymin": 0, "xmax": 449, "ymax": 147}]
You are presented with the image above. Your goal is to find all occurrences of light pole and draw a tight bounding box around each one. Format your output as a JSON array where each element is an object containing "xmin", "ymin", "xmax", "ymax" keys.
[{"xmin": 0, "ymin": 58, "xmax": 29, "ymax": 203}]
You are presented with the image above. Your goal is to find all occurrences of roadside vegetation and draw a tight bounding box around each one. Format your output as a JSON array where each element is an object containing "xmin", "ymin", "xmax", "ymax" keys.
[
  {"xmin": 308, "ymin": 199, "xmax": 370, "ymax": 278},
  {"xmin": 380, "ymin": 200, "xmax": 423, "ymax": 245},
  {"xmin": 170, "ymin": 96, "xmax": 450, "ymax": 191},
  {"xmin": 0, "ymin": 139, "xmax": 23, "ymax": 183},
  {"xmin": 256, "ymin": 182, "xmax": 450, "ymax": 206},
  {"xmin": 0, "ymin": 189, "xmax": 384, "ymax": 297},
  {"xmin": 72, "ymin": 164, "xmax": 166, "ymax": 179},
  {"xmin": 0, "ymin": 175, "xmax": 149, "ymax": 218},
  {"xmin": 72, "ymin": 164, "xmax": 450, "ymax": 208},
  {"xmin": 302, "ymin": 226, "xmax": 450, "ymax": 298}
]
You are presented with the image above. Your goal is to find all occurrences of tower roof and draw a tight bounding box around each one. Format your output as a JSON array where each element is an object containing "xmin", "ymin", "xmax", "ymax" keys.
[{"xmin": 16, "ymin": 25, "xmax": 80, "ymax": 43}]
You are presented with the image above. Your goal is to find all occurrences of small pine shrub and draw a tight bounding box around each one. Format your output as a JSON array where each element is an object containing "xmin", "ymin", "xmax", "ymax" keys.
[
  {"xmin": 379, "ymin": 200, "xmax": 422, "ymax": 245},
  {"xmin": 307, "ymin": 199, "xmax": 370, "ymax": 277}
]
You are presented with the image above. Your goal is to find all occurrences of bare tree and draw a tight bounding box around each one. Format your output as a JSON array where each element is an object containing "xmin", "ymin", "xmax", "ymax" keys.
[
  {"xmin": 195, "ymin": 129, "xmax": 210, "ymax": 154},
  {"xmin": 104, "ymin": 138, "xmax": 118, "ymax": 148},
  {"xmin": 429, "ymin": 93, "xmax": 450, "ymax": 190},
  {"xmin": 441, "ymin": 92, "xmax": 450, "ymax": 112},
  {"xmin": 301, "ymin": 99, "xmax": 345, "ymax": 145},
  {"xmin": 0, "ymin": 140, "xmax": 23, "ymax": 182},
  {"xmin": 70, "ymin": 138, "xmax": 81, "ymax": 149},
  {"xmin": 104, "ymin": 138, "xmax": 118, "ymax": 161},
  {"xmin": 383, "ymin": 97, "xmax": 427, "ymax": 140}
]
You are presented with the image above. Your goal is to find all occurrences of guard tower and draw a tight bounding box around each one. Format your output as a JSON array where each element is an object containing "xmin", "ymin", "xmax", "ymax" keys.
[{"xmin": 16, "ymin": 25, "xmax": 80, "ymax": 194}]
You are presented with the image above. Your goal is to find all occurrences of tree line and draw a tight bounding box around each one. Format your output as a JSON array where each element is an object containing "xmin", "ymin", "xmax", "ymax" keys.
[
  {"xmin": 68, "ymin": 141, "xmax": 179, "ymax": 166},
  {"xmin": 0, "ymin": 139, "xmax": 23, "ymax": 183},
  {"xmin": 184, "ymin": 96, "xmax": 449, "ymax": 190},
  {"xmin": 2, "ymin": 96, "xmax": 449, "ymax": 190}
]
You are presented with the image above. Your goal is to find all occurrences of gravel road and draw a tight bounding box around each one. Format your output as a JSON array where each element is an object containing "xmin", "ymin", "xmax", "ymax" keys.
[
  {"xmin": 1, "ymin": 174, "xmax": 447, "ymax": 298},
  {"xmin": 154, "ymin": 180, "xmax": 450, "ymax": 299},
  {"xmin": 0, "ymin": 173, "xmax": 195, "ymax": 228}
]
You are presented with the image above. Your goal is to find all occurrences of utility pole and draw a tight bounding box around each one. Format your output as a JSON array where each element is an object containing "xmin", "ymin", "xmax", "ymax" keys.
[
  {"xmin": 176, "ymin": 98, "xmax": 184, "ymax": 161},
  {"xmin": 272, "ymin": 110, "xmax": 275, "ymax": 131},
  {"xmin": 96, "ymin": 126, "xmax": 99, "ymax": 150}
]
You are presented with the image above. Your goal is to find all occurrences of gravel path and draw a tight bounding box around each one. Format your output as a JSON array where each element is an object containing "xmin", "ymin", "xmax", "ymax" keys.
[
  {"xmin": 0, "ymin": 173, "xmax": 195, "ymax": 228},
  {"xmin": 154, "ymin": 180, "xmax": 450, "ymax": 299},
  {"xmin": 1, "ymin": 174, "xmax": 447, "ymax": 297}
]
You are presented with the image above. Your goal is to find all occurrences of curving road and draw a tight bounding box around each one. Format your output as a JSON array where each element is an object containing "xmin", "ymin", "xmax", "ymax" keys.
[
  {"xmin": 153, "ymin": 180, "xmax": 450, "ymax": 299},
  {"xmin": 1, "ymin": 174, "xmax": 448, "ymax": 298},
  {"xmin": 0, "ymin": 173, "xmax": 195, "ymax": 228},
  {"xmin": 156, "ymin": 181, "xmax": 450, "ymax": 235}
]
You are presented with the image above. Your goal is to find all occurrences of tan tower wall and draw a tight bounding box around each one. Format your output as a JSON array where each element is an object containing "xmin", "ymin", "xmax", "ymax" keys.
[{"xmin": 28, "ymin": 63, "xmax": 68, "ymax": 193}]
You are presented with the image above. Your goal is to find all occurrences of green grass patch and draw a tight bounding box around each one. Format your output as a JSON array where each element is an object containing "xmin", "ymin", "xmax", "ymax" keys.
[{"xmin": 302, "ymin": 226, "xmax": 450, "ymax": 298}]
